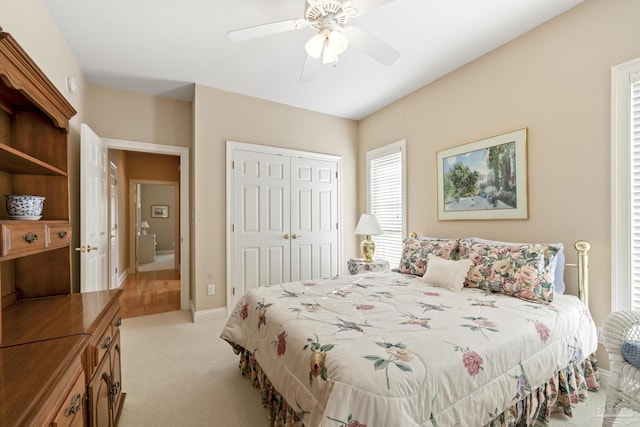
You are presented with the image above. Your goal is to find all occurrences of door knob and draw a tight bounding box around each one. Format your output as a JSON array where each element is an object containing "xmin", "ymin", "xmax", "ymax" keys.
[
  {"xmin": 283, "ymin": 234, "xmax": 289, "ymax": 239},
  {"xmin": 75, "ymin": 245, "xmax": 98, "ymax": 252},
  {"xmin": 292, "ymin": 234, "xmax": 302, "ymax": 239}
]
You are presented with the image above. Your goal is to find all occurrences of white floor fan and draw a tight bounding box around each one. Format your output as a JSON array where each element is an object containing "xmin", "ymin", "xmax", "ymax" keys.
[{"xmin": 228, "ymin": 0, "xmax": 400, "ymax": 82}]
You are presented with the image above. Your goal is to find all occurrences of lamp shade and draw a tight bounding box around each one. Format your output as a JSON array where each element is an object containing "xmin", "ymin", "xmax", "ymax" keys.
[
  {"xmin": 305, "ymin": 33, "xmax": 326, "ymax": 58},
  {"xmin": 327, "ymin": 30, "xmax": 348, "ymax": 55},
  {"xmin": 140, "ymin": 221, "xmax": 150, "ymax": 229},
  {"xmin": 354, "ymin": 214, "xmax": 382, "ymax": 235}
]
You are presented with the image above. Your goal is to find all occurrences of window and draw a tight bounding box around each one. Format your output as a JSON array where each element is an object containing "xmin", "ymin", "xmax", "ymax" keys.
[
  {"xmin": 366, "ymin": 140, "xmax": 406, "ymax": 268},
  {"xmin": 612, "ymin": 58, "xmax": 640, "ymax": 311}
]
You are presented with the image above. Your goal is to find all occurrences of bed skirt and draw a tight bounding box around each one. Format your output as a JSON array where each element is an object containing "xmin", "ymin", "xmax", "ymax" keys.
[{"xmin": 228, "ymin": 342, "xmax": 599, "ymax": 427}]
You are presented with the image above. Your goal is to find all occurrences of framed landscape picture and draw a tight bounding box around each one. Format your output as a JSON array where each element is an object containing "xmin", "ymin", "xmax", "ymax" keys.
[
  {"xmin": 436, "ymin": 128, "xmax": 528, "ymax": 220},
  {"xmin": 151, "ymin": 205, "xmax": 169, "ymax": 218}
]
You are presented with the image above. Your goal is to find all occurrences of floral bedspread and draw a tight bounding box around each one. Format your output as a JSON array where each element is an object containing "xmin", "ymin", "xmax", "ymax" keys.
[{"xmin": 220, "ymin": 271, "xmax": 598, "ymax": 427}]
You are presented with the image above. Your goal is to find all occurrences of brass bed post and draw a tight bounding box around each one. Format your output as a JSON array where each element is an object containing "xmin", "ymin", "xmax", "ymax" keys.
[
  {"xmin": 573, "ymin": 240, "xmax": 591, "ymax": 307},
  {"xmin": 565, "ymin": 240, "xmax": 591, "ymax": 306}
]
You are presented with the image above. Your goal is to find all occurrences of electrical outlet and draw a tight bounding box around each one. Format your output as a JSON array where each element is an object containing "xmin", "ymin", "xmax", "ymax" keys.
[
  {"xmin": 597, "ymin": 326, "xmax": 603, "ymax": 344},
  {"xmin": 207, "ymin": 284, "xmax": 216, "ymax": 295}
]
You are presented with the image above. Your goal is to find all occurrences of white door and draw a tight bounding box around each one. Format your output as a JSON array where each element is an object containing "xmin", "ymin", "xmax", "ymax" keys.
[
  {"xmin": 290, "ymin": 157, "xmax": 339, "ymax": 281},
  {"xmin": 229, "ymin": 146, "xmax": 340, "ymax": 309},
  {"xmin": 109, "ymin": 162, "xmax": 119, "ymax": 289},
  {"xmin": 80, "ymin": 123, "xmax": 109, "ymax": 292},
  {"xmin": 134, "ymin": 183, "xmax": 142, "ymax": 271},
  {"xmin": 231, "ymin": 150, "xmax": 290, "ymax": 307}
]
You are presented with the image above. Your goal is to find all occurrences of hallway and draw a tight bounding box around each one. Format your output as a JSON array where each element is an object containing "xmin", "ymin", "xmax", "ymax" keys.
[{"xmin": 119, "ymin": 269, "xmax": 180, "ymax": 318}]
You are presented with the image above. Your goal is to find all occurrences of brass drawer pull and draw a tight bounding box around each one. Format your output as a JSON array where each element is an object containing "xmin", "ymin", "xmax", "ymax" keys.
[
  {"xmin": 64, "ymin": 393, "xmax": 82, "ymax": 417},
  {"xmin": 23, "ymin": 231, "xmax": 38, "ymax": 244},
  {"xmin": 102, "ymin": 336, "xmax": 111, "ymax": 349},
  {"xmin": 58, "ymin": 230, "xmax": 68, "ymax": 239},
  {"xmin": 114, "ymin": 317, "xmax": 122, "ymax": 327}
]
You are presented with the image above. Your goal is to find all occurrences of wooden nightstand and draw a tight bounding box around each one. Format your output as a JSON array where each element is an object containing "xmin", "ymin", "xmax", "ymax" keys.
[{"xmin": 347, "ymin": 258, "xmax": 390, "ymax": 275}]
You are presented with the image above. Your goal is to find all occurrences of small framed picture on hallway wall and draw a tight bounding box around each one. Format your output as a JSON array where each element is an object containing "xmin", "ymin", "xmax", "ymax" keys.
[{"xmin": 151, "ymin": 205, "xmax": 169, "ymax": 218}]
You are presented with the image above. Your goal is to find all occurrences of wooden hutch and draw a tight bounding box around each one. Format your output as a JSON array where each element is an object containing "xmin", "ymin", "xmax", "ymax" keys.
[{"xmin": 0, "ymin": 29, "xmax": 125, "ymax": 425}]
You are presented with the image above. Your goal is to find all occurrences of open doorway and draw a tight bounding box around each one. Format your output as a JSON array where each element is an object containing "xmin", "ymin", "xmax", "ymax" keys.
[
  {"xmin": 133, "ymin": 182, "xmax": 179, "ymax": 272},
  {"xmin": 104, "ymin": 138, "xmax": 190, "ymax": 314}
]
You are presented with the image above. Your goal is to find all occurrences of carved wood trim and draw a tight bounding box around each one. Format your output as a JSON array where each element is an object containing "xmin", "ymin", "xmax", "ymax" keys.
[{"xmin": 0, "ymin": 28, "xmax": 76, "ymax": 132}]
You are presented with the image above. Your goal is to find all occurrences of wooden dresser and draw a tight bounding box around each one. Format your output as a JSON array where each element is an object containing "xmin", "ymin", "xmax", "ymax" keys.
[
  {"xmin": 0, "ymin": 291, "xmax": 125, "ymax": 426},
  {"xmin": 0, "ymin": 28, "xmax": 125, "ymax": 426}
]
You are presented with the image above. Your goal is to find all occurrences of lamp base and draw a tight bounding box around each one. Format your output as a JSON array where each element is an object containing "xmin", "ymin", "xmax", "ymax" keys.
[{"xmin": 360, "ymin": 235, "xmax": 376, "ymax": 262}]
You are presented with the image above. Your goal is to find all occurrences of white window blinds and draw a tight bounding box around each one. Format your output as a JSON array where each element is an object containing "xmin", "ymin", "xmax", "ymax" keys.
[
  {"xmin": 631, "ymin": 74, "xmax": 640, "ymax": 310},
  {"xmin": 367, "ymin": 141, "xmax": 406, "ymax": 268}
]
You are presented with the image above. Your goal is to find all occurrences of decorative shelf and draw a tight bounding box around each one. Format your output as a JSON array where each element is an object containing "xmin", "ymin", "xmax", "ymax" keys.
[{"xmin": 0, "ymin": 142, "xmax": 66, "ymax": 176}]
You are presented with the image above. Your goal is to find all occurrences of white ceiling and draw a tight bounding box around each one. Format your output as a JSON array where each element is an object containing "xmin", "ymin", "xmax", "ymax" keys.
[{"xmin": 42, "ymin": 0, "xmax": 584, "ymax": 120}]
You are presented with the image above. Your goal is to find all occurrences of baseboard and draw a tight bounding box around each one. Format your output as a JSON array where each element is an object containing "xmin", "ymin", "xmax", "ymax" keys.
[
  {"xmin": 192, "ymin": 306, "xmax": 227, "ymax": 323},
  {"xmin": 117, "ymin": 269, "xmax": 128, "ymax": 288}
]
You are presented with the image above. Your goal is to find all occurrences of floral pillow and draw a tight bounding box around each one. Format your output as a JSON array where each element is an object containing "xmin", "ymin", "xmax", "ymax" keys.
[
  {"xmin": 397, "ymin": 237, "xmax": 460, "ymax": 276},
  {"xmin": 459, "ymin": 240, "xmax": 557, "ymax": 303}
]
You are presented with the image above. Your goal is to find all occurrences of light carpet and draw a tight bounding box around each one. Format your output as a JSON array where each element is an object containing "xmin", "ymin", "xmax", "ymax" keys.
[
  {"xmin": 119, "ymin": 310, "xmax": 640, "ymax": 427},
  {"xmin": 137, "ymin": 253, "xmax": 175, "ymax": 272}
]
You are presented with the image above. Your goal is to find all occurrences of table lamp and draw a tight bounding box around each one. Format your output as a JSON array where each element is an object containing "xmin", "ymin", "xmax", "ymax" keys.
[
  {"xmin": 355, "ymin": 213, "xmax": 383, "ymax": 262},
  {"xmin": 140, "ymin": 221, "xmax": 150, "ymax": 235}
]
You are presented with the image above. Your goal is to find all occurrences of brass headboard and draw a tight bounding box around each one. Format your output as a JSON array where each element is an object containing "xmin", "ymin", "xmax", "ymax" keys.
[{"xmin": 407, "ymin": 233, "xmax": 591, "ymax": 305}]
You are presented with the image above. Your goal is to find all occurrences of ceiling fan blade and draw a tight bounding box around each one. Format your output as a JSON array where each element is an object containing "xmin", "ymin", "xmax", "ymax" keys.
[
  {"xmin": 300, "ymin": 54, "xmax": 321, "ymax": 83},
  {"xmin": 351, "ymin": 0, "xmax": 396, "ymax": 15},
  {"xmin": 228, "ymin": 19, "xmax": 307, "ymax": 42},
  {"xmin": 347, "ymin": 27, "xmax": 400, "ymax": 66}
]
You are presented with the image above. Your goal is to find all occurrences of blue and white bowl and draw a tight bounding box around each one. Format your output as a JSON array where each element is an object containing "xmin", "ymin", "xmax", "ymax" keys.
[{"xmin": 5, "ymin": 195, "xmax": 45, "ymax": 219}]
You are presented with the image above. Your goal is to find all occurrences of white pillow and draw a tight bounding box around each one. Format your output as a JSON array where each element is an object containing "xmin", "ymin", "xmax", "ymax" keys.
[{"xmin": 421, "ymin": 254, "xmax": 473, "ymax": 291}]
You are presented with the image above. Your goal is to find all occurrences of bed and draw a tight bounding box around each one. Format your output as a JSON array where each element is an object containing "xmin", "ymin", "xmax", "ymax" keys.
[{"xmin": 221, "ymin": 236, "xmax": 599, "ymax": 426}]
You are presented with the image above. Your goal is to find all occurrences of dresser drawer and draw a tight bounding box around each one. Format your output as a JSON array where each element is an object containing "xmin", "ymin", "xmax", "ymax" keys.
[
  {"xmin": 94, "ymin": 321, "xmax": 113, "ymax": 371},
  {"xmin": 46, "ymin": 223, "xmax": 72, "ymax": 249},
  {"xmin": 51, "ymin": 366, "xmax": 85, "ymax": 427},
  {"xmin": 1, "ymin": 222, "xmax": 46, "ymax": 257},
  {"xmin": 88, "ymin": 305, "xmax": 121, "ymax": 376},
  {"xmin": 112, "ymin": 309, "xmax": 122, "ymax": 335}
]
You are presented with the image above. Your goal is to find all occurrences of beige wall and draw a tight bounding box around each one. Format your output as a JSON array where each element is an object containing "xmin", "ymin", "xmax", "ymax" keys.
[
  {"xmin": 85, "ymin": 85, "xmax": 192, "ymax": 147},
  {"xmin": 359, "ymin": 0, "xmax": 640, "ymax": 365},
  {"xmin": 193, "ymin": 84, "xmax": 359, "ymax": 313}
]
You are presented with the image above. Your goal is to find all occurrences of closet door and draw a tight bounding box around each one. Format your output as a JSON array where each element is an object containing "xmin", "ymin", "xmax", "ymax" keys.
[
  {"xmin": 290, "ymin": 157, "xmax": 338, "ymax": 281},
  {"xmin": 231, "ymin": 150, "xmax": 291, "ymax": 303},
  {"xmin": 229, "ymin": 143, "xmax": 341, "ymax": 310}
]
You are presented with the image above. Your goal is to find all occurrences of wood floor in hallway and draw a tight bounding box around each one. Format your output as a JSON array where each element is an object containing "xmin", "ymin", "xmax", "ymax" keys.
[{"xmin": 120, "ymin": 269, "xmax": 180, "ymax": 318}]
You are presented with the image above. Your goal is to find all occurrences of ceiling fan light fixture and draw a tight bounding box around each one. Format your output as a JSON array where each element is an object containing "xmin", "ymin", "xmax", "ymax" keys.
[
  {"xmin": 327, "ymin": 29, "xmax": 348, "ymax": 55},
  {"xmin": 305, "ymin": 33, "xmax": 326, "ymax": 58},
  {"xmin": 322, "ymin": 43, "xmax": 339, "ymax": 65}
]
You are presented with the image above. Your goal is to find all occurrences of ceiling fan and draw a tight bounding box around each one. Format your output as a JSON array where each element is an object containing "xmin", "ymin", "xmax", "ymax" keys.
[{"xmin": 228, "ymin": 0, "xmax": 400, "ymax": 81}]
